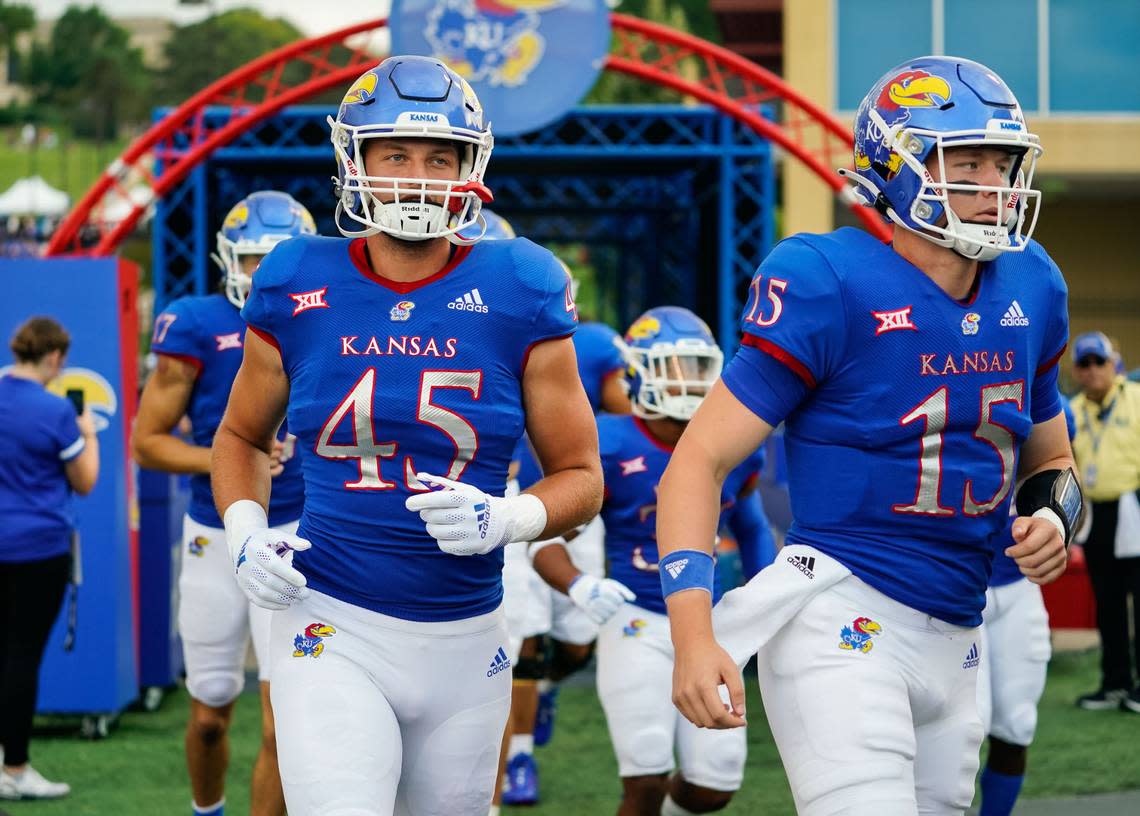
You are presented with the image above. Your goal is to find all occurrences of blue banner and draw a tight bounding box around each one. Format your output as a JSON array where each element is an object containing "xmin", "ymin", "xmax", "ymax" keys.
[
  {"xmin": 391, "ymin": 0, "xmax": 612, "ymax": 137},
  {"xmin": 0, "ymin": 257, "xmax": 139, "ymax": 715}
]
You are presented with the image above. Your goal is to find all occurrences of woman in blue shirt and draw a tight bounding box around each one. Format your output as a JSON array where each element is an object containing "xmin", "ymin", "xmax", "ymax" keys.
[{"xmin": 0, "ymin": 317, "xmax": 98, "ymax": 801}]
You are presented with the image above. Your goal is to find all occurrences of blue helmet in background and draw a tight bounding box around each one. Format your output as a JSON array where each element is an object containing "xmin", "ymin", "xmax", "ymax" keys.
[
  {"xmin": 619, "ymin": 306, "xmax": 723, "ymax": 422},
  {"xmin": 329, "ymin": 55, "xmax": 494, "ymax": 244},
  {"xmin": 213, "ymin": 190, "xmax": 316, "ymax": 308},
  {"xmin": 480, "ymin": 209, "xmax": 516, "ymax": 241},
  {"xmin": 840, "ymin": 56, "xmax": 1042, "ymax": 261}
]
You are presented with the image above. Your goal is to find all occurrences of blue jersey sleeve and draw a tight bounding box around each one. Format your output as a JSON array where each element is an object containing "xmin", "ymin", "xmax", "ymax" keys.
[
  {"xmin": 514, "ymin": 240, "xmax": 577, "ymax": 348},
  {"xmin": 151, "ymin": 297, "xmax": 204, "ymax": 366},
  {"xmin": 1030, "ymin": 256, "xmax": 1069, "ymax": 424},
  {"xmin": 721, "ymin": 344, "xmax": 812, "ymax": 427},
  {"xmin": 241, "ymin": 236, "xmax": 307, "ymax": 344}
]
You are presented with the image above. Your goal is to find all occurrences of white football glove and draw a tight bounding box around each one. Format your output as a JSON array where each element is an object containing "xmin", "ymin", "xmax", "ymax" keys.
[
  {"xmin": 567, "ymin": 574, "xmax": 636, "ymax": 624},
  {"xmin": 405, "ymin": 473, "xmax": 548, "ymax": 556},
  {"xmin": 224, "ymin": 500, "xmax": 311, "ymax": 611}
]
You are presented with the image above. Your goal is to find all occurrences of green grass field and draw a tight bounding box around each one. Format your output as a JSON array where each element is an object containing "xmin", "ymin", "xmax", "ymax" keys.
[{"xmin": 8, "ymin": 648, "xmax": 1139, "ymax": 815}]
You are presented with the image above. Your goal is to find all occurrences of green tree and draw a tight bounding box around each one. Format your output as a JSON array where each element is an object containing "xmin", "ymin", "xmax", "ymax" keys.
[
  {"xmin": 0, "ymin": 1, "xmax": 34, "ymax": 83},
  {"xmin": 24, "ymin": 5, "xmax": 151, "ymax": 138},
  {"xmin": 586, "ymin": 0, "xmax": 719, "ymax": 105},
  {"xmin": 160, "ymin": 9, "xmax": 305, "ymax": 105}
]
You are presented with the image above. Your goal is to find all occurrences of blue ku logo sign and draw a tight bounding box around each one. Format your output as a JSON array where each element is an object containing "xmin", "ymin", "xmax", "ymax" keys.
[{"xmin": 391, "ymin": 0, "xmax": 611, "ymax": 137}]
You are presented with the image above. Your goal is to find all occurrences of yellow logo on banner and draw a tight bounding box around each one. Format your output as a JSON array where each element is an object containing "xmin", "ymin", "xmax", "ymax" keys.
[{"xmin": 47, "ymin": 367, "xmax": 118, "ymax": 432}]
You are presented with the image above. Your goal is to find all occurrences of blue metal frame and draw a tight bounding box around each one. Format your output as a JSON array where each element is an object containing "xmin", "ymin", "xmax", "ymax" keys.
[{"xmin": 151, "ymin": 105, "xmax": 774, "ymax": 350}]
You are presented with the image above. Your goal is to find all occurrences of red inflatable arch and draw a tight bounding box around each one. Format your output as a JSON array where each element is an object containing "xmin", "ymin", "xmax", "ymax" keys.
[{"xmin": 45, "ymin": 13, "xmax": 889, "ymax": 256}]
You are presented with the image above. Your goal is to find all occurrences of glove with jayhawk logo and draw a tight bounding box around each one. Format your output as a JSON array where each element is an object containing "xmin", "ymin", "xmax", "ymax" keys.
[
  {"xmin": 405, "ymin": 473, "xmax": 549, "ymax": 556},
  {"xmin": 567, "ymin": 573, "xmax": 636, "ymax": 624},
  {"xmin": 223, "ymin": 499, "xmax": 311, "ymax": 610}
]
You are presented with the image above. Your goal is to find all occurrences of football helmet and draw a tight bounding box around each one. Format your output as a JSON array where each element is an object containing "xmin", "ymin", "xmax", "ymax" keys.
[
  {"xmin": 619, "ymin": 306, "xmax": 723, "ymax": 422},
  {"xmin": 213, "ymin": 190, "xmax": 316, "ymax": 308},
  {"xmin": 329, "ymin": 56, "xmax": 494, "ymax": 244},
  {"xmin": 840, "ymin": 56, "xmax": 1043, "ymax": 261}
]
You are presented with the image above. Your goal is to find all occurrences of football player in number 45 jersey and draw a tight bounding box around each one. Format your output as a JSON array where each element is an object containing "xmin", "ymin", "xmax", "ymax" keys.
[
  {"xmin": 656, "ymin": 56, "xmax": 1084, "ymax": 816},
  {"xmin": 210, "ymin": 56, "xmax": 602, "ymax": 816}
]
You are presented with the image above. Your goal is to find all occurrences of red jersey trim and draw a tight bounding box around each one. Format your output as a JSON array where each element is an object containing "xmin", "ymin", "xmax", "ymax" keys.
[
  {"xmin": 633, "ymin": 415, "xmax": 675, "ymax": 452},
  {"xmin": 348, "ymin": 238, "xmax": 473, "ymax": 294},
  {"xmin": 154, "ymin": 351, "xmax": 203, "ymax": 373},
  {"xmin": 520, "ymin": 330, "xmax": 575, "ymax": 375},
  {"xmin": 1036, "ymin": 343, "xmax": 1067, "ymax": 376},
  {"xmin": 247, "ymin": 325, "xmax": 281, "ymax": 353},
  {"xmin": 741, "ymin": 334, "xmax": 818, "ymax": 389}
]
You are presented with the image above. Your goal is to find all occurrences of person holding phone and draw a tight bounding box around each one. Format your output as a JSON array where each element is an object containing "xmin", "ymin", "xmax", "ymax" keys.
[{"xmin": 0, "ymin": 316, "xmax": 98, "ymax": 801}]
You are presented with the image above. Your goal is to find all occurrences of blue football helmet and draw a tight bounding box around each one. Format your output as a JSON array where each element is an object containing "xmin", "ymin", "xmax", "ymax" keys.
[
  {"xmin": 619, "ymin": 306, "xmax": 723, "ymax": 422},
  {"xmin": 329, "ymin": 56, "xmax": 494, "ymax": 244},
  {"xmin": 840, "ymin": 56, "xmax": 1042, "ymax": 261},
  {"xmin": 213, "ymin": 190, "xmax": 316, "ymax": 308}
]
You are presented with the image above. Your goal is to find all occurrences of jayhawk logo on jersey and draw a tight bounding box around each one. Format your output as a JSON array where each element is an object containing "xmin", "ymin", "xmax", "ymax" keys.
[
  {"xmin": 293, "ymin": 623, "xmax": 336, "ymax": 658},
  {"xmin": 838, "ymin": 616, "xmax": 882, "ymax": 654}
]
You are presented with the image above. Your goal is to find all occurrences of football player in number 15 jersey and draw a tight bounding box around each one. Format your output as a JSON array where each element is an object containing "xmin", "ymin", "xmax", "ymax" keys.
[
  {"xmin": 209, "ymin": 56, "xmax": 602, "ymax": 816},
  {"xmin": 656, "ymin": 56, "xmax": 1083, "ymax": 816}
]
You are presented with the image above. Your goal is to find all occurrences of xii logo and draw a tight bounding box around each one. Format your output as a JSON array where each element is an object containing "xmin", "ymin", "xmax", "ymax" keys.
[{"xmin": 872, "ymin": 306, "xmax": 917, "ymax": 335}]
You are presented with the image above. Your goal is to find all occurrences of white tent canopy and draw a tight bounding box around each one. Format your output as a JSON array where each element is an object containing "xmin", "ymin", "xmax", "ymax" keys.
[{"xmin": 0, "ymin": 176, "xmax": 70, "ymax": 217}]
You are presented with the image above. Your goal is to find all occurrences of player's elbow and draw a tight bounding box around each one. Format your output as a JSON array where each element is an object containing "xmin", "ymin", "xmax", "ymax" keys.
[{"xmin": 131, "ymin": 429, "xmax": 161, "ymax": 470}]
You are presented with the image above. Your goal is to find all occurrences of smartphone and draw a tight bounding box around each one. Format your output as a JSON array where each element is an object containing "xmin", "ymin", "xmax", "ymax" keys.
[{"xmin": 66, "ymin": 388, "xmax": 85, "ymax": 415}]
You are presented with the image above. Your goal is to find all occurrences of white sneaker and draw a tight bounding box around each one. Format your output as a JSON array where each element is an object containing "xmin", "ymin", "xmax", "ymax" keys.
[{"xmin": 0, "ymin": 765, "xmax": 70, "ymax": 799}]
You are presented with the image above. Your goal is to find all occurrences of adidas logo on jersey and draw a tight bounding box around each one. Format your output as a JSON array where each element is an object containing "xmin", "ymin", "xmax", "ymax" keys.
[
  {"xmin": 487, "ymin": 646, "xmax": 512, "ymax": 677},
  {"xmin": 787, "ymin": 554, "xmax": 816, "ymax": 579},
  {"xmin": 1000, "ymin": 300, "xmax": 1029, "ymax": 327},
  {"xmin": 963, "ymin": 642, "xmax": 980, "ymax": 669},
  {"xmin": 664, "ymin": 559, "xmax": 688, "ymax": 579},
  {"xmin": 449, "ymin": 288, "xmax": 489, "ymax": 313}
]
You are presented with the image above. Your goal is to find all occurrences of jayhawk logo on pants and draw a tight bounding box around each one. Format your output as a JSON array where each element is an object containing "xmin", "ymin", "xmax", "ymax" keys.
[
  {"xmin": 838, "ymin": 616, "xmax": 882, "ymax": 654},
  {"xmin": 293, "ymin": 623, "xmax": 336, "ymax": 658}
]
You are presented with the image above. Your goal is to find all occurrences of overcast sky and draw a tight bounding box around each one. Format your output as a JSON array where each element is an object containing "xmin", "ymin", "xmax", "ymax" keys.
[{"xmin": 31, "ymin": 0, "xmax": 391, "ymax": 36}]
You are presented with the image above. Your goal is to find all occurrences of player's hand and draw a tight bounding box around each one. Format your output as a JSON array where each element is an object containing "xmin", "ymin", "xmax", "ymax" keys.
[
  {"xmin": 567, "ymin": 574, "xmax": 636, "ymax": 624},
  {"xmin": 268, "ymin": 438, "xmax": 287, "ymax": 478},
  {"xmin": 405, "ymin": 473, "xmax": 545, "ymax": 556},
  {"xmin": 672, "ymin": 637, "xmax": 747, "ymax": 730},
  {"xmin": 224, "ymin": 500, "xmax": 311, "ymax": 610},
  {"xmin": 1006, "ymin": 514, "xmax": 1068, "ymax": 585}
]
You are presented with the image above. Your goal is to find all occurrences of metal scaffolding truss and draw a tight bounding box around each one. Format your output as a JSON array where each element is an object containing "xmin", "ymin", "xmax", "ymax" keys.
[{"xmin": 151, "ymin": 104, "xmax": 773, "ymax": 347}]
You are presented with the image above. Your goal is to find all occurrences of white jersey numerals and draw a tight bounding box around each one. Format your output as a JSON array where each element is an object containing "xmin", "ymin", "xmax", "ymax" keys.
[
  {"xmin": 317, "ymin": 368, "xmax": 483, "ymax": 491},
  {"xmin": 893, "ymin": 381, "xmax": 1024, "ymax": 517}
]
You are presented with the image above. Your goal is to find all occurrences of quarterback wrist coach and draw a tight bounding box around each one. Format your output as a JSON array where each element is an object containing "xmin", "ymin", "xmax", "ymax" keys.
[
  {"xmin": 658, "ymin": 549, "xmax": 715, "ymax": 599},
  {"xmin": 1015, "ymin": 467, "xmax": 1084, "ymax": 547}
]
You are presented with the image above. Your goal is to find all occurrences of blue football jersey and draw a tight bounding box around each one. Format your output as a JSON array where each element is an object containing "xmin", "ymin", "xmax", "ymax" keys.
[
  {"xmin": 241, "ymin": 234, "xmax": 577, "ymax": 622},
  {"xmin": 599, "ymin": 414, "xmax": 762, "ymax": 615},
  {"xmin": 151, "ymin": 293, "xmax": 304, "ymax": 528},
  {"xmin": 721, "ymin": 228, "xmax": 1068, "ymax": 626},
  {"xmin": 574, "ymin": 321, "xmax": 624, "ymax": 412},
  {"xmin": 988, "ymin": 394, "xmax": 1077, "ymax": 588}
]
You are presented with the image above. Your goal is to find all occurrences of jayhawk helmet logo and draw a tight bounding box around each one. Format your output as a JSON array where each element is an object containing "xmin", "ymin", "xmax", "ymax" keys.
[{"xmin": 343, "ymin": 72, "xmax": 378, "ymax": 105}]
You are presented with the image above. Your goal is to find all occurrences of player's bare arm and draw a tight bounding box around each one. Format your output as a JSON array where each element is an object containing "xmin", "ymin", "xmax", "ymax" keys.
[
  {"xmin": 133, "ymin": 355, "xmax": 211, "ymax": 475},
  {"xmin": 523, "ymin": 336, "xmax": 604, "ymax": 536},
  {"xmin": 211, "ymin": 330, "xmax": 289, "ymax": 515},
  {"xmin": 1007, "ymin": 410, "xmax": 1079, "ymax": 585},
  {"xmin": 656, "ymin": 380, "xmax": 771, "ymax": 730}
]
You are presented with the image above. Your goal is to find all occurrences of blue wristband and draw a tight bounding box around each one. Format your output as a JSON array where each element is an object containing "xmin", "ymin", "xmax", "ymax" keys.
[{"xmin": 658, "ymin": 549, "xmax": 715, "ymax": 599}]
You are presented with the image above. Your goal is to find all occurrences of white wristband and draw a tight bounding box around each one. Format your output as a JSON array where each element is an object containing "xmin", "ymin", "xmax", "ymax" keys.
[
  {"xmin": 1032, "ymin": 507, "xmax": 1066, "ymax": 542},
  {"xmin": 505, "ymin": 493, "xmax": 548, "ymax": 544},
  {"xmin": 223, "ymin": 499, "xmax": 268, "ymax": 534}
]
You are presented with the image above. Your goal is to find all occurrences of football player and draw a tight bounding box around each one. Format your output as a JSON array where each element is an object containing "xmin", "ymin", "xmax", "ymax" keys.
[
  {"xmin": 210, "ymin": 56, "xmax": 601, "ymax": 816},
  {"xmin": 533, "ymin": 306, "xmax": 763, "ymax": 816},
  {"xmin": 133, "ymin": 190, "xmax": 315, "ymax": 816},
  {"xmin": 975, "ymin": 397, "xmax": 1076, "ymax": 816},
  {"xmin": 657, "ymin": 56, "xmax": 1082, "ymax": 816}
]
